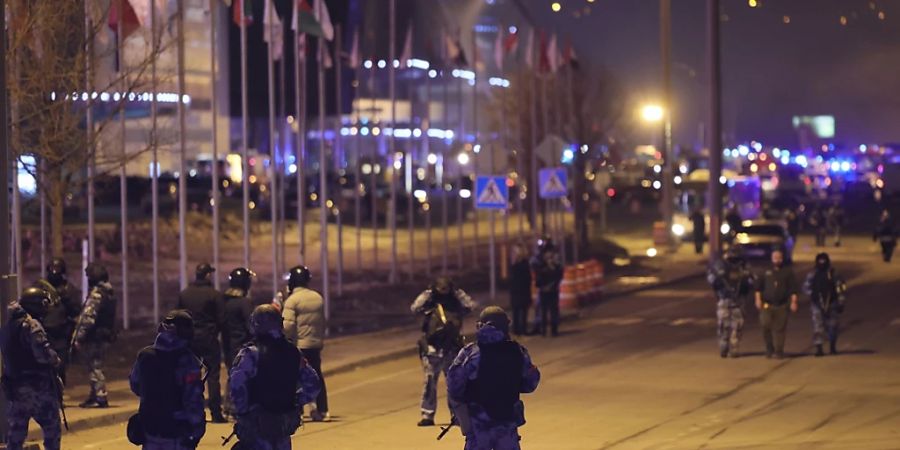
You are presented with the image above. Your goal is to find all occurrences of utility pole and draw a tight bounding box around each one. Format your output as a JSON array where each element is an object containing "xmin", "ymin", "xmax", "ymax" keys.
[
  {"xmin": 0, "ymin": 0, "xmax": 11, "ymax": 437},
  {"xmin": 707, "ymin": 0, "xmax": 723, "ymax": 260}
]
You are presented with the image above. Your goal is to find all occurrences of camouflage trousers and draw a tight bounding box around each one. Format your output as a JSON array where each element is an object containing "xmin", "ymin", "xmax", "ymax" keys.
[
  {"xmin": 420, "ymin": 349, "xmax": 456, "ymax": 418},
  {"xmin": 142, "ymin": 435, "xmax": 196, "ymax": 449},
  {"xmin": 82, "ymin": 342, "xmax": 109, "ymax": 399},
  {"xmin": 464, "ymin": 418, "xmax": 521, "ymax": 450},
  {"xmin": 6, "ymin": 382, "xmax": 61, "ymax": 450},
  {"xmin": 716, "ymin": 300, "xmax": 744, "ymax": 356},
  {"xmin": 811, "ymin": 307, "xmax": 840, "ymax": 346}
]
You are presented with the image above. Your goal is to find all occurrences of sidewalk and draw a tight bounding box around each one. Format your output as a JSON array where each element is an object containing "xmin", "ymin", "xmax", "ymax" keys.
[{"xmin": 27, "ymin": 235, "xmax": 708, "ymax": 440}]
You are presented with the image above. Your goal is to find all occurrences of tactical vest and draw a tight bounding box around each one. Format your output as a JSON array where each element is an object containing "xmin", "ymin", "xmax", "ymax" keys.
[
  {"xmin": 248, "ymin": 336, "xmax": 302, "ymax": 413},
  {"xmin": 136, "ymin": 347, "xmax": 192, "ymax": 438},
  {"xmin": 34, "ymin": 279, "xmax": 66, "ymax": 330},
  {"xmin": 468, "ymin": 341, "xmax": 523, "ymax": 422},
  {"xmin": 87, "ymin": 287, "xmax": 117, "ymax": 342},
  {"xmin": 1, "ymin": 316, "xmax": 51, "ymax": 379}
]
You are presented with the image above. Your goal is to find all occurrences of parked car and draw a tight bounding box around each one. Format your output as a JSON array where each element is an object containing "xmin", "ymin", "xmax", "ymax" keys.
[{"xmin": 730, "ymin": 219, "xmax": 794, "ymax": 263}]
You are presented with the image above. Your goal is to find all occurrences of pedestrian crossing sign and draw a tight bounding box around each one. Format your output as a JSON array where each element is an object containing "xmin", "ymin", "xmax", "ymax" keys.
[
  {"xmin": 539, "ymin": 168, "xmax": 568, "ymax": 199},
  {"xmin": 475, "ymin": 176, "xmax": 509, "ymax": 210}
]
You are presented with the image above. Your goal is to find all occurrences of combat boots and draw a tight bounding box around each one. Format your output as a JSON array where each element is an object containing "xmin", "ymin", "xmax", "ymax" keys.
[{"xmin": 815, "ymin": 344, "xmax": 825, "ymax": 357}]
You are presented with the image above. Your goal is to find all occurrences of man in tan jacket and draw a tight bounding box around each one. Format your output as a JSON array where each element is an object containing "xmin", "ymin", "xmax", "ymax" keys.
[{"xmin": 281, "ymin": 265, "xmax": 329, "ymax": 422}]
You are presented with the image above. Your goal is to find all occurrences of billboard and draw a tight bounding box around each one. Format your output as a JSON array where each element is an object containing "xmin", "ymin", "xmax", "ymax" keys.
[{"xmin": 792, "ymin": 115, "xmax": 835, "ymax": 139}]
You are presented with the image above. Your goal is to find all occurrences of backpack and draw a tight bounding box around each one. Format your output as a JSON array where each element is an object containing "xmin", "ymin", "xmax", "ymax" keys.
[{"xmin": 423, "ymin": 303, "xmax": 463, "ymax": 351}]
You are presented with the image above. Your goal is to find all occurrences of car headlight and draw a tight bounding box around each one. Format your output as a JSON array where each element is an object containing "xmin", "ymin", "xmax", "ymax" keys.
[
  {"xmin": 720, "ymin": 223, "xmax": 731, "ymax": 235},
  {"xmin": 671, "ymin": 223, "xmax": 685, "ymax": 237}
]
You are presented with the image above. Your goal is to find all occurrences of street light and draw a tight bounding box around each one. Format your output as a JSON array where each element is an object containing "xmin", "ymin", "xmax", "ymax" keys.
[
  {"xmin": 457, "ymin": 152, "xmax": 470, "ymax": 165},
  {"xmin": 641, "ymin": 104, "xmax": 664, "ymax": 122}
]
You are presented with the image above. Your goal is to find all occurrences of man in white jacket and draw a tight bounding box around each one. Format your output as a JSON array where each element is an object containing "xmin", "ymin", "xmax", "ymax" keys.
[{"xmin": 281, "ymin": 265, "xmax": 330, "ymax": 422}]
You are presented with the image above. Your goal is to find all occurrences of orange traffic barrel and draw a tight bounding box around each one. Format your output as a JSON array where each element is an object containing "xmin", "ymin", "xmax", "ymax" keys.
[{"xmin": 559, "ymin": 265, "xmax": 579, "ymax": 310}]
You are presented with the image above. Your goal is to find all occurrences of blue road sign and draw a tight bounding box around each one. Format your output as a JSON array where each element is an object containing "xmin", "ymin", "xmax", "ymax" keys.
[
  {"xmin": 539, "ymin": 167, "xmax": 568, "ymax": 199},
  {"xmin": 475, "ymin": 176, "xmax": 509, "ymax": 210}
]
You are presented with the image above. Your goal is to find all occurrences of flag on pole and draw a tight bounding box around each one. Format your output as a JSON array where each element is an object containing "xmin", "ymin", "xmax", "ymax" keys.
[
  {"xmin": 233, "ymin": 0, "xmax": 253, "ymax": 26},
  {"xmin": 445, "ymin": 32, "xmax": 467, "ymax": 67},
  {"xmin": 399, "ymin": 24, "xmax": 413, "ymax": 68},
  {"xmin": 297, "ymin": 33, "xmax": 308, "ymax": 62},
  {"xmin": 564, "ymin": 39, "xmax": 580, "ymax": 70},
  {"xmin": 347, "ymin": 28, "xmax": 360, "ymax": 69},
  {"xmin": 292, "ymin": 0, "xmax": 324, "ymax": 38},
  {"xmin": 493, "ymin": 27, "xmax": 503, "ymax": 70},
  {"xmin": 504, "ymin": 29, "xmax": 518, "ymax": 57},
  {"xmin": 538, "ymin": 31, "xmax": 549, "ymax": 73},
  {"xmin": 263, "ymin": 0, "xmax": 284, "ymax": 60},
  {"xmin": 313, "ymin": 0, "xmax": 334, "ymax": 41},
  {"xmin": 547, "ymin": 33, "xmax": 560, "ymax": 73},
  {"xmin": 126, "ymin": 0, "xmax": 168, "ymax": 30},
  {"xmin": 109, "ymin": 0, "xmax": 141, "ymax": 38},
  {"xmin": 319, "ymin": 40, "xmax": 333, "ymax": 68},
  {"xmin": 524, "ymin": 28, "xmax": 534, "ymax": 68}
]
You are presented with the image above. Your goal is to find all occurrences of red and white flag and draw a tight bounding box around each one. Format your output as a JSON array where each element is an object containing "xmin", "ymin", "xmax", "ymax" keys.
[
  {"xmin": 493, "ymin": 27, "xmax": 504, "ymax": 70},
  {"xmin": 263, "ymin": 0, "xmax": 284, "ymax": 61},
  {"xmin": 524, "ymin": 28, "xmax": 534, "ymax": 69},
  {"xmin": 399, "ymin": 24, "xmax": 413, "ymax": 68},
  {"xmin": 347, "ymin": 29, "xmax": 360, "ymax": 69}
]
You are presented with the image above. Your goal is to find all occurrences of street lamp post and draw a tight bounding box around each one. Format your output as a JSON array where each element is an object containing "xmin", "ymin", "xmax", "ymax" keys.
[{"xmin": 660, "ymin": 0, "xmax": 675, "ymax": 250}]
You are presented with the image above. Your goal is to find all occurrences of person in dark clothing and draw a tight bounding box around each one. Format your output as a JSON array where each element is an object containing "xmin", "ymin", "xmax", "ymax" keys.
[
  {"xmin": 508, "ymin": 244, "xmax": 532, "ymax": 336},
  {"xmin": 33, "ymin": 258, "xmax": 81, "ymax": 384},
  {"xmin": 725, "ymin": 207, "xmax": 742, "ymax": 243},
  {"xmin": 222, "ymin": 268, "xmax": 255, "ymax": 371},
  {"xmin": 803, "ymin": 253, "xmax": 847, "ymax": 356},
  {"xmin": 177, "ymin": 263, "xmax": 227, "ymax": 423},
  {"xmin": 873, "ymin": 210, "xmax": 896, "ymax": 263},
  {"xmin": 754, "ymin": 250, "xmax": 799, "ymax": 359},
  {"xmin": 810, "ymin": 207, "xmax": 827, "ymax": 247},
  {"xmin": 827, "ymin": 203, "xmax": 844, "ymax": 247},
  {"xmin": 690, "ymin": 209, "xmax": 706, "ymax": 254},
  {"xmin": 531, "ymin": 242, "xmax": 564, "ymax": 337},
  {"xmin": 785, "ymin": 209, "xmax": 800, "ymax": 242}
]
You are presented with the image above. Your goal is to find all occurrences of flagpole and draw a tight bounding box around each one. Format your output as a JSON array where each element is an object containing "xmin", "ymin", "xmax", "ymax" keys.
[
  {"xmin": 210, "ymin": 0, "xmax": 221, "ymax": 287},
  {"xmin": 369, "ymin": 57, "xmax": 378, "ymax": 275},
  {"xmin": 388, "ymin": 0, "xmax": 398, "ymax": 284},
  {"xmin": 39, "ymin": 162, "xmax": 46, "ymax": 278},
  {"xmin": 317, "ymin": 35, "xmax": 330, "ymax": 320},
  {"xmin": 405, "ymin": 72, "xmax": 414, "ymax": 281},
  {"xmin": 441, "ymin": 67, "xmax": 449, "ymax": 276},
  {"xmin": 529, "ymin": 71, "xmax": 538, "ymax": 237},
  {"xmin": 85, "ymin": 8, "xmax": 95, "ymax": 264},
  {"xmin": 516, "ymin": 72, "xmax": 525, "ymax": 238},
  {"xmin": 498, "ymin": 28, "xmax": 510, "ymax": 250},
  {"xmin": 471, "ymin": 28, "xmax": 480, "ymax": 271},
  {"xmin": 177, "ymin": 0, "xmax": 188, "ymax": 290},
  {"xmin": 150, "ymin": 0, "xmax": 160, "ymax": 324},
  {"xmin": 240, "ymin": 0, "xmax": 251, "ymax": 269},
  {"xmin": 296, "ymin": 33, "xmax": 307, "ymax": 265},
  {"xmin": 424, "ymin": 67, "xmax": 432, "ymax": 278},
  {"xmin": 267, "ymin": 0, "xmax": 279, "ymax": 297},
  {"xmin": 279, "ymin": 42, "xmax": 288, "ymax": 281},
  {"xmin": 118, "ymin": 0, "xmax": 130, "ymax": 329},
  {"xmin": 335, "ymin": 24, "xmax": 344, "ymax": 294},
  {"xmin": 353, "ymin": 36, "xmax": 362, "ymax": 273},
  {"xmin": 566, "ymin": 55, "xmax": 578, "ymax": 263}
]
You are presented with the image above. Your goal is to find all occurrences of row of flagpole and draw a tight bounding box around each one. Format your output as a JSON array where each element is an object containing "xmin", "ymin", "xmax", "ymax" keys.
[{"xmin": 15, "ymin": 0, "xmax": 584, "ymax": 330}]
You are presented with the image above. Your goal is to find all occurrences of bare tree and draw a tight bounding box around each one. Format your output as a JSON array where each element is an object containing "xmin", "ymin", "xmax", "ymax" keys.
[{"xmin": 7, "ymin": 0, "xmax": 175, "ymax": 255}]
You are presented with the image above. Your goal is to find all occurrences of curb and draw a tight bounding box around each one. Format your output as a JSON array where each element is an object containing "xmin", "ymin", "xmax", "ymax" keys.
[{"xmin": 40, "ymin": 270, "xmax": 706, "ymax": 436}]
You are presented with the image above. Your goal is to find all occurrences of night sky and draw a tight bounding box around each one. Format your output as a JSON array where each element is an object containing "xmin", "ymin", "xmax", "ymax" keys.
[
  {"xmin": 229, "ymin": 0, "xmax": 900, "ymax": 149},
  {"xmin": 516, "ymin": 0, "xmax": 900, "ymax": 148}
]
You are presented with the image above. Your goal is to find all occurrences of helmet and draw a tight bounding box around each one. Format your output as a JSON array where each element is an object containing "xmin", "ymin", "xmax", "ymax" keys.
[
  {"xmin": 195, "ymin": 263, "xmax": 216, "ymax": 281},
  {"xmin": 229, "ymin": 267, "xmax": 256, "ymax": 291},
  {"xmin": 250, "ymin": 304, "xmax": 283, "ymax": 336},
  {"xmin": 285, "ymin": 266, "xmax": 312, "ymax": 290},
  {"xmin": 47, "ymin": 258, "xmax": 67, "ymax": 287},
  {"xmin": 85, "ymin": 263, "xmax": 109, "ymax": 286},
  {"xmin": 18, "ymin": 287, "xmax": 53, "ymax": 318},
  {"xmin": 431, "ymin": 277, "xmax": 454, "ymax": 296},
  {"xmin": 478, "ymin": 306, "xmax": 510, "ymax": 334},
  {"xmin": 159, "ymin": 309, "xmax": 194, "ymax": 342},
  {"xmin": 536, "ymin": 236, "xmax": 555, "ymax": 254},
  {"xmin": 815, "ymin": 252, "xmax": 831, "ymax": 270}
]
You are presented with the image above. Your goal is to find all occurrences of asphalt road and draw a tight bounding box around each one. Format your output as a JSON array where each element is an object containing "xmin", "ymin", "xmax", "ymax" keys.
[{"xmin": 59, "ymin": 237, "xmax": 900, "ymax": 449}]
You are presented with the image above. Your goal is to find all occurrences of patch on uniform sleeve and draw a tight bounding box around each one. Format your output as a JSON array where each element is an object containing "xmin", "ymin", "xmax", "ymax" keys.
[{"xmin": 184, "ymin": 371, "xmax": 201, "ymax": 384}]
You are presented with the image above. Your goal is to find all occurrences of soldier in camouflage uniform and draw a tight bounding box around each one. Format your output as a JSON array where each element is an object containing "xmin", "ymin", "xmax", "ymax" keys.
[
  {"xmin": 803, "ymin": 252, "xmax": 847, "ymax": 356},
  {"xmin": 229, "ymin": 305, "xmax": 321, "ymax": 450},
  {"xmin": 72, "ymin": 262, "xmax": 117, "ymax": 408},
  {"xmin": 411, "ymin": 277, "xmax": 477, "ymax": 426},
  {"xmin": 130, "ymin": 309, "xmax": 206, "ymax": 449},
  {"xmin": 707, "ymin": 252, "xmax": 754, "ymax": 358},
  {"xmin": 33, "ymin": 257, "xmax": 80, "ymax": 384},
  {"xmin": 447, "ymin": 307, "xmax": 541, "ymax": 450},
  {"xmin": 0, "ymin": 287, "xmax": 63, "ymax": 450}
]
